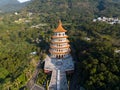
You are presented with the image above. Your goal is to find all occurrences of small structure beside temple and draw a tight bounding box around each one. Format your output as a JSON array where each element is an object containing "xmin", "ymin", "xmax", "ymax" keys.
[{"xmin": 44, "ymin": 20, "xmax": 74, "ymax": 90}]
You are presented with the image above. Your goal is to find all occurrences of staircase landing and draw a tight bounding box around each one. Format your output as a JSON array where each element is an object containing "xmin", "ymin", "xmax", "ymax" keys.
[{"xmin": 44, "ymin": 55, "xmax": 74, "ymax": 90}]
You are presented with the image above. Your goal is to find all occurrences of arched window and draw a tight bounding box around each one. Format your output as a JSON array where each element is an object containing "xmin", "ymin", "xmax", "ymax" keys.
[
  {"xmin": 62, "ymin": 55, "xmax": 63, "ymax": 58},
  {"xmin": 56, "ymin": 55, "xmax": 58, "ymax": 58}
]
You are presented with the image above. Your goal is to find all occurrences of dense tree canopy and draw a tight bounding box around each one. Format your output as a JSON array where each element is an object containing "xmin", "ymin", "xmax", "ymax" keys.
[{"xmin": 0, "ymin": 0, "xmax": 120, "ymax": 90}]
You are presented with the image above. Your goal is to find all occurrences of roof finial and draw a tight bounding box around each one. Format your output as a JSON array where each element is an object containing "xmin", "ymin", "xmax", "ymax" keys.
[
  {"xmin": 53, "ymin": 20, "xmax": 67, "ymax": 32},
  {"xmin": 59, "ymin": 20, "xmax": 62, "ymax": 25}
]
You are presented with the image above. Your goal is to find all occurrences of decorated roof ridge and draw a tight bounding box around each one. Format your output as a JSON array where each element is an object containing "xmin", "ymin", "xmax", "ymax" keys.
[{"xmin": 54, "ymin": 20, "xmax": 67, "ymax": 32}]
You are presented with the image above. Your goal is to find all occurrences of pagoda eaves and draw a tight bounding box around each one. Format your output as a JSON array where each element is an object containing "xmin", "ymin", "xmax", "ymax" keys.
[
  {"xmin": 49, "ymin": 20, "xmax": 71, "ymax": 59},
  {"xmin": 54, "ymin": 20, "xmax": 67, "ymax": 32}
]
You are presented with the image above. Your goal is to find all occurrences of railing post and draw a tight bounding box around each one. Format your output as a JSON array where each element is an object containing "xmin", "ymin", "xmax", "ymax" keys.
[{"xmin": 57, "ymin": 69, "xmax": 60, "ymax": 90}]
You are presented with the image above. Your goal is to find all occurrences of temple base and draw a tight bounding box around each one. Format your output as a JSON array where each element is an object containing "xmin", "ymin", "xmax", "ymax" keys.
[
  {"xmin": 44, "ymin": 55, "xmax": 74, "ymax": 90},
  {"xmin": 44, "ymin": 55, "xmax": 74, "ymax": 73}
]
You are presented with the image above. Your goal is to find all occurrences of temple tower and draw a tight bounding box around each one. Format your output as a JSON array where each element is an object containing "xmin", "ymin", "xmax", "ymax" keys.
[
  {"xmin": 44, "ymin": 20, "xmax": 74, "ymax": 90},
  {"xmin": 49, "ymin": 20, "xmax": 71, "ymax": 59}
]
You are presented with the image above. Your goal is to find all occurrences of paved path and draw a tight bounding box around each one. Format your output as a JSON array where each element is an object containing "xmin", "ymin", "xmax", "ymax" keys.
[
  {"xmin": 31, "ymin": 84, "xmax": 45, "ymax": 90},
  {"xmin": 44, "ymin": 55, "xmax": 74, "ymax": 90},
  {"xmin": 26, "ymin": 60, "xmax": 45, "ymax": 90},
  {"xmin": 49, "ymin": 70, "xmax": 57, "ymax": 90},
  {"xmin": 49, "ymin": 69, "xmax": 68, "ymax": 90}
]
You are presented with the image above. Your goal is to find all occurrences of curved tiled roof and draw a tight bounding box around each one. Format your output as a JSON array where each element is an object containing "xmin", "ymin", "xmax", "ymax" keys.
[{"xmin": 54, "ymin": 20, "xmax": 67, "ymax": 32}]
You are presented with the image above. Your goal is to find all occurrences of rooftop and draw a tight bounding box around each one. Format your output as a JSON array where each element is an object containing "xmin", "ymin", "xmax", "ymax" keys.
[{"xmin": 54, "ymin": 20, "xmax": 67, "ymax": 32}]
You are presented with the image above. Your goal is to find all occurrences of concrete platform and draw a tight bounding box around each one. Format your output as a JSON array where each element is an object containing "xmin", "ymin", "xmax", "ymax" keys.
[
  {"xmin": 44, "ymin": 55, "xmax": 74, "ymax": 90},
  {"xmin": 44, "ymin": 55, "xmax": 74, "ymax": 72}
]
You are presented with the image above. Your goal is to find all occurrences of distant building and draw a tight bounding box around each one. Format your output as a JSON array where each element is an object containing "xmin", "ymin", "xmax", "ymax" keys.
[
  {"xmin": 84, "ymin": 37, "xmax": 91, "ymax": 41},
  {"xmin": 93, "ymin": 19, "xmax": 97, "ymax": 22},
  {"xmin": 93, "ymin": 17, "xmax": 120, "ymax": 24},
  {"xmin": 0, "ymin": 10, "xmax": 2, "ymax": 13},
  {"xmin": 14, "ymin": 18, "xmax": 31, "ymax": 24},
  {"xmin": 115, "ymin": 50, "xmax": 120, "ymax": 53},
  {"xmin": 30, "ymin": 52, "xmax": 37, "ymax": 55},
  {"xmin": 97, "ymin": 17, "xmax": 102, "ymax": 21},
  {"xmin": 27, "ymin": 12, "xmax": 33, "ymax": 17},
  {"xmin": 14, "ymin": 12, "xmax": 18, "ymax": 15}
]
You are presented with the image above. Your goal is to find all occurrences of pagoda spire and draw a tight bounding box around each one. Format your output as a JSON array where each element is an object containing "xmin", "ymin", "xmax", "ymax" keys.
[
  {"xmin": 59, "ymin": 20, "xmax": 62, "ymax": 25},
  {"xmin": 54, "ymin": 20, "xmax": 67, "ymax": 32}
]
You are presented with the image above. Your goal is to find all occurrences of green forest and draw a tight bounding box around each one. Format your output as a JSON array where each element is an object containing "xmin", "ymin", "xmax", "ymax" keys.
[{"xmin": 0, "ymin": 0, "xmax": 120, "ymax": 90}]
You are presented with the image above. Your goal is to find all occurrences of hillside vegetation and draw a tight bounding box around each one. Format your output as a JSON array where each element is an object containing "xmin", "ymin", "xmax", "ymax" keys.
[
  {"xmin": 0, "ymin": 0, "xmax": 30, "ymax": 12},
  {"xmin": 26, "ymin": 0, "xmax": 120, "ymax": 19},
  {"xmin": 0, "ymin": 0, "xmax": 120, "ymax": 90}
]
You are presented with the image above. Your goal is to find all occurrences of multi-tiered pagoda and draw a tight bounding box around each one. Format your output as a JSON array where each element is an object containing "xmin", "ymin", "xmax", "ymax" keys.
[
  {"xmin": 49, "ymin": 20, "xmax": 71, "ymax": 59},
  {"xmin": 44, "ymin": 20, "xmax": 74, "ymax": 90}
]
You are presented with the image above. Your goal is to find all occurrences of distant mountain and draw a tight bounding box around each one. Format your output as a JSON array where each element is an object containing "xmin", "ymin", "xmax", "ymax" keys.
[
  {"xmin": 0, "ymin": 0, "xmax": 19, "ymax": 6},
  {"xmin": 112, "ymin": 0, "xmax": 120, "ymax": 2},
  {"xmin": 0, "ymin": 0, "xmax": 31, "ymax": 12},
  {"xmin": 26, "ymin": 0, "xmax": 120, "ymax": 19}
]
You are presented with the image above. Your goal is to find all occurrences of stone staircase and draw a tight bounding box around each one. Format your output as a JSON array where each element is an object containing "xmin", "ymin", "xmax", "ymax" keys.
[
  {"xmin": 49, "ymin": 70, "xmax": 68, "ymax": 90},
  {"xmin": 49, "ymin": 70, "xmax": 57, "ymax": 90}
]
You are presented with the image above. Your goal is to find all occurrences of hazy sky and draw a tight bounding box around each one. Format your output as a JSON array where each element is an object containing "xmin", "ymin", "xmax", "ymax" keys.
[{"xmin": 17, "ymin": 0, "xmax": 31, "ymax": 3}]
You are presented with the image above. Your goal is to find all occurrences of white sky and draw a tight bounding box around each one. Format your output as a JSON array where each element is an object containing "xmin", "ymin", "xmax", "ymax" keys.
[{"xmin": 17, "ymin": 0, "xmax": 31, "ymax": 3}]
